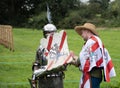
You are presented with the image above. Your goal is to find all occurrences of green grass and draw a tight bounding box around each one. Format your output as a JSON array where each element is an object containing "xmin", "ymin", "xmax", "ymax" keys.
[{"xmin": 0, "ymin": 28, "xmax": 120, "ymax": 88}]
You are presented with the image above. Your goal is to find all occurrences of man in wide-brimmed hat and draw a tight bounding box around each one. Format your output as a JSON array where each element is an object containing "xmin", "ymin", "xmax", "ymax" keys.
[
  {"xmin": 75, "ymin": 22, "xmax": 98, "ymax": 41},
  {"xmin": 70, "ymin": 23, "xmax": 116, "ymax": 88}
]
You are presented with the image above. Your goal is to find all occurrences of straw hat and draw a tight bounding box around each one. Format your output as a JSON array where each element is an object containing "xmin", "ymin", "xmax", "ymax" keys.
[{"xmin": 74, "ymin": 23, "xmax": 98, "ymax": 36}]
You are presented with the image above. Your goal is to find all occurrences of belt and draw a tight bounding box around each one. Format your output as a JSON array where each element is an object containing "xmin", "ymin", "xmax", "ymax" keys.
[{"xmin": 39, "ymin": 71, "xmax": 64, "ymax": 78}]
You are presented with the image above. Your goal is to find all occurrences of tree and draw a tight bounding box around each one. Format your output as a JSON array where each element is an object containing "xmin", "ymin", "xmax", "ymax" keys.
[
  {"xmin": 109, "ymin": 0, "xmax": 120, "ymax": 18},
  {"xmin": 89, "ymin": 0, "xmax": 110, "ymax": 14},
  {"xmin": 27, "ymin": 0, "xmax": 81, "ymax": 28},
  {"xmin": 0, "ymin": 0, "xmax": 81, "ymax": 28},
  {"xmin": 46, "ymin": 0, "xmax": 80, "ymax": 25},
  {"xmin": 0, "ymin": 0, "xmax": 40, "ymax": 26}
]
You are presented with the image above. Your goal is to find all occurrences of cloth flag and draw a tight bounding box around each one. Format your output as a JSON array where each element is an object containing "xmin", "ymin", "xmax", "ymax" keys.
[
  {"xmin": 34, "ymin": 30, "xmax": 73, "ymax": 77},
  {"xmin": 79, "ymin": 36, "xmax": 116, "ymax": 88}
]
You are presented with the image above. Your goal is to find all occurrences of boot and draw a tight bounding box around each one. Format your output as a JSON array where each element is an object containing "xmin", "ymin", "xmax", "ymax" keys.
[{"xmin": 28, "ymin": 78, "xmax": 37, "ymax": 88}]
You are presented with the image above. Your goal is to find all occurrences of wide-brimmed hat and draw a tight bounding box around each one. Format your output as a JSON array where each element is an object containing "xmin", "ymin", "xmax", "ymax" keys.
[{"xmin": 74, "ymin": 23, "xmax": 98, "ymax": 36}]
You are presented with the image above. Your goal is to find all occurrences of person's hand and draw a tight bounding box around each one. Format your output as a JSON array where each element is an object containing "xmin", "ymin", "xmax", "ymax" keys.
[{"xmin": 69, "ymin": 51, "xmax": 79, "ymax": 67}]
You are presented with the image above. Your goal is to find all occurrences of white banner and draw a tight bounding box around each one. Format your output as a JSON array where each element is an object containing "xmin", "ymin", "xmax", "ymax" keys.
[{"xmin": 34, "ymin": 30, "xmax": 73, "ymax": 77}]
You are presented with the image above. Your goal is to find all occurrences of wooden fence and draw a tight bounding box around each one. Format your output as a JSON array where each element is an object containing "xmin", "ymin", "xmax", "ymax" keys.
[{"xmin": 0, "ymin": 25, "xmax": 14, "ymax": 51}]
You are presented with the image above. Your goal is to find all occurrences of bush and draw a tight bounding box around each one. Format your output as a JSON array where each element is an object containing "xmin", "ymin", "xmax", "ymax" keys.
[
  {"xmin": 27, "ymin": 12, "xmax": 47, "ymax": 29},
  {"xmin": 57, "ymin": 10, "xmax": 88, "ymax": 29}
]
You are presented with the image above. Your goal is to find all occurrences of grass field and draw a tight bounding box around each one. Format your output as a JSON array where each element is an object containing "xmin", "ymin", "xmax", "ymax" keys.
[{"xmin": 0, "ymin": 28, "xmax": 120, "ymax": 88}]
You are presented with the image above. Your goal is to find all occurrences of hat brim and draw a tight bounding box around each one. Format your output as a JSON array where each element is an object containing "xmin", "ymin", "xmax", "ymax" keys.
[{"xmin": 74, "ymin": 26, "xmax": 98, "ymax": 36}]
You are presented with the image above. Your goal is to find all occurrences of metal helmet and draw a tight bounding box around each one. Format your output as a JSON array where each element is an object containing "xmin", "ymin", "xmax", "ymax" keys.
[{"xmin": 43, "ymin": 24, "xmax": 57, "ymax": 32}]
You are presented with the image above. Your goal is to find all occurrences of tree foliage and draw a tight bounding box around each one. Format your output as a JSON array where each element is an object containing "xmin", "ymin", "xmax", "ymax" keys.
[
  {"xmin": 0, "ymin": 0, "xmax": 120, "ymax": 28},
  {"xmin": 0, "ymin": 0, "xmax": 40, "ymax": 26}
]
